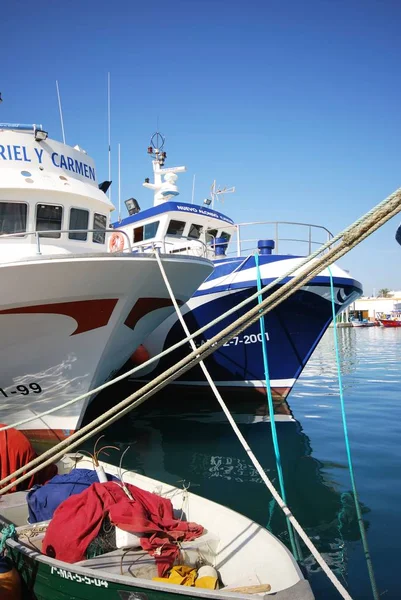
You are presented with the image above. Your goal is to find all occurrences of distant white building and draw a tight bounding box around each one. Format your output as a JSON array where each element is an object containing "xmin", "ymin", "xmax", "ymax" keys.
[{"xmin": 353, "ymin": 291, "xmax": 401, "ymax": 319}]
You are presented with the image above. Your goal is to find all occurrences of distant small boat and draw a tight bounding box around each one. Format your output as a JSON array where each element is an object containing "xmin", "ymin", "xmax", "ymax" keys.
[
  {"xmin": 351, "ymin": 320, "xmax": 375, "ymax": 328},
  {"xmin": 378, "ymin": 319, "xmax": 401, "ymax": 328}
]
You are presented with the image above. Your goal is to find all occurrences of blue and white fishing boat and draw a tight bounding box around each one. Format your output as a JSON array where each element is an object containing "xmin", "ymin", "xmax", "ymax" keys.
[{"xmin": 114, "ymin": 134, "xmax": 362, "ymax": 420}]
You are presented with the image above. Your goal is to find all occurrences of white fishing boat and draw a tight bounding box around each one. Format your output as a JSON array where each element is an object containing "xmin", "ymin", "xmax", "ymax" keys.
[
  {"xmin": 0, "ymin": 124, "xmax": 212, "ymax": 446},
  {"xmin": 350, "ymin": 320, "xmax": 375, "ymax": 328},
  {"xmin": 0, "ymin": 456, "xmax": 314, "ymax": 599}
]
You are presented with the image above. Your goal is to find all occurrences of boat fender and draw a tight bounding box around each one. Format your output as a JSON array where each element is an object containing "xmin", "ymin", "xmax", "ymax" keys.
[
  {"xmin": 130, "ymin": 344, "xmax": 150, "ymax": 365},
  {"xmin": 109, "ymin": 231, "xmax": 125, "ymax": 253},
  {"xmin": 0, "ymin": 556, "xmax": 21, "ymax": 600},
  {"xmin": 195, "ymin": 565, "xmax": 219, "ymax": 590}
]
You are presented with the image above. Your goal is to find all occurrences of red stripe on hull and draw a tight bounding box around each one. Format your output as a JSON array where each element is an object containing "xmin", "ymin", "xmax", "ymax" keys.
[
  {"xmin": 124, "ymin": 298, "xmax": 183, "ymax": 331},
  {"xmin": 0, "ymin": 299, "xmax": 118, "ymax": 335}
]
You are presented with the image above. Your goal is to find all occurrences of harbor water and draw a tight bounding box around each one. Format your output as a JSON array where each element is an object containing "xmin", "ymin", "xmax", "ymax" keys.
[{"xmin": 82, "ymin": 327, "xmax": 401, "ymax": 600}]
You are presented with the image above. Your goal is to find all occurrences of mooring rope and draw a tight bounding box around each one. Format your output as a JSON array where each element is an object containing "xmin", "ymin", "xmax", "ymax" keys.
[
  {"xmin": 1, "ymin": 187, "xmax": 401, "ymax": 497},
  {"xmin": 141, "ymin": 251, "xmax": 350, "ymax": 598},
  {"xmin": 0, "ymin": 524, "xmax": 16, "ymax": 554},
  {"xmin": 2, "ymin": 187, "xmax": 401, "ymax": 433},
  {"xmin": 255, "ymin": 251, "xmax": 301, "ymax": 561},
  {"xmin": 328, "ymin": 267, "xmax": 380, "ymax": 600}
]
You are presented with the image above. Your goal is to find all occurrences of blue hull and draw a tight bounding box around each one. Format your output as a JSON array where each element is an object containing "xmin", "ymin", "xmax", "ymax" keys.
[{"xmin": 132, "ymin": 255, "xmax": 362, "ymax": 417}]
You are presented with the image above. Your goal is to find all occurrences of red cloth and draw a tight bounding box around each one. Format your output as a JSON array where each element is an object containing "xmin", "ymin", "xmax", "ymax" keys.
[
  {"xmin": 0, "ymin": 425, "xmax": 57, "ymax": 494},
  {"xmin": 43, "ymin": 481, "xmax": 204, "ymax": 575}
]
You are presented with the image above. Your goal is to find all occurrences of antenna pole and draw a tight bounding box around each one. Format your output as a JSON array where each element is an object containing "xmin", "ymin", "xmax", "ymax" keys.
[
  {"xmin": 107, "ymin": 72, "xmax": 112, "ymax": 201},
  {"xmin": 55, "ymin": 80, "xmax": 66, "ymax": 144},
  {"xmin": 191, "ymin": 173, "xmax": 196, "ymax": 204},
  {"xmin": 118, "ymin": 143, "xmax": 121, "ymax": 221}
]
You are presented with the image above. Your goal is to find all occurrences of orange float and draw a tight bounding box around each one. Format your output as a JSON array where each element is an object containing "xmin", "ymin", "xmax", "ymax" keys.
[{"xmin": 130, "ymin": 344, "xmax": 150, "ymax": 365}]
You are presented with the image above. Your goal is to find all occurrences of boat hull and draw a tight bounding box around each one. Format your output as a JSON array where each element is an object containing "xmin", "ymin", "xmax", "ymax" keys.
[
  {"xmin": 5, "ymin": 548, "xmax": 312, "ymax": 600},
  {"xmin": 0, "ymin": 253, "xmax": 212, "ymax": 447},
  {"xmin": 131, "ymin": 255, "xmax": 362, "ymax": 417},
  {"xmin": 3, "ymin": 460, "xmax": 313, "ymax": 600},
  {"xmin": 378, "ymin": 319, "xmax": 401, "ymax": 327}
]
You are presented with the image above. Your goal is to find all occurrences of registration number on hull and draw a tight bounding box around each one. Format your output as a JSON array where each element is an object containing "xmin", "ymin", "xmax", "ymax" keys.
[
  {"xmin": 0, "ymin": 383, "xmax": 42, "ymax": 397},
  {"xmin": 50, "ymin": 566, "xmax": 108, "ymax": 587}
]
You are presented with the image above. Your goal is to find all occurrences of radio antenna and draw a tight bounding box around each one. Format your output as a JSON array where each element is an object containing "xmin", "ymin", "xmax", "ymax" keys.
[
  {"xmin": 107, "ymin": 72, "xmax": 112, "ymax": 201},
  {"xmin": 191, "ymin": 174, "xmax": 196, "ymax": 204},
  {"xmin": 55, "ymin": 80, "xmax": 66, "ymax": 144},
  {"xmin": 118, "ymin": 143, "xmax": 121, "ymax": 221}
]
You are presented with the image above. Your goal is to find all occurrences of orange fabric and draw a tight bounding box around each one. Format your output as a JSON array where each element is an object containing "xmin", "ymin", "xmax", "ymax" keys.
[
  {"xmin": 0, "ymin": 568, "xmax": 21, "ymax": 600},
  {"xmin": 0, "ymin": 425, "xmax": 57, "ymax": 494}
]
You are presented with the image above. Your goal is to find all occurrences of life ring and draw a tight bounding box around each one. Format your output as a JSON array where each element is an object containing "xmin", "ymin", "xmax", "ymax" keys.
[{"xmin": 109, "ymin": 231, "xmax": 125, "ymax": 253}]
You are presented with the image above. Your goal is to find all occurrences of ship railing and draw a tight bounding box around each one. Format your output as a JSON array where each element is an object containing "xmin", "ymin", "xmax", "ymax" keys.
[
  {"xmin": 221, "ymin": 221, "xmax": 334, "ymax": 257},
  {"xmin": 131, "ymin": 236, "xmax": 209, "ymax": 258},
  {"xmin": 0, "ymin": 228, "xmax": 133, "ymax": 254}
]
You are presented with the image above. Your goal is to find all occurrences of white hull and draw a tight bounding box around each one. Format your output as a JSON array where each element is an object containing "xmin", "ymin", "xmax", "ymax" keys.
[{"xmin": 0, "ymin": 253, "xmax": 211, "ymax": 444}]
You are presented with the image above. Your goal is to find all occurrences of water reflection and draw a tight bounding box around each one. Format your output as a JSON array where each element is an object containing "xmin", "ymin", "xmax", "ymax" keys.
[{"xmin": 82, "ymin": 389, "xmax": 369, "ymax": 584}]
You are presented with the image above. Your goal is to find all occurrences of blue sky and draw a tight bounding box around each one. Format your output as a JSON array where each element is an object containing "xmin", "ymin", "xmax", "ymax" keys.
[{"xmin": 2, "ymin": 0, "xmax": 401, "ymax": 293}]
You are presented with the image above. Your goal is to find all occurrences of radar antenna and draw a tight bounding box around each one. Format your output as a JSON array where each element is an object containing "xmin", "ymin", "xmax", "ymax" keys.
[{"xmin": 144, "ymin": 132, "xmax": 186, "ymax": 206}]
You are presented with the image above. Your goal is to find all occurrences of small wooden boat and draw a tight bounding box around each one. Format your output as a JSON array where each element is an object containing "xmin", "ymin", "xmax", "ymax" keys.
[{"xmin": 0, "ymin": 458, "xmax": 314, "ymax": 600}]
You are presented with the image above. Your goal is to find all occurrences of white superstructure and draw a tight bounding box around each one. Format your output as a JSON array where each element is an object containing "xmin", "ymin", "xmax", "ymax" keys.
[{"xmin": 0, "ymin": 124, "xmax": 212, "ymax": 446}]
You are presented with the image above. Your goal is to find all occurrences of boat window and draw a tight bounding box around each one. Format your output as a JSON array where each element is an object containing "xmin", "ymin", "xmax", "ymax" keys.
[
  {"xmin": 221, "ymin": 231, "xmax": 231, "ymax": 243},
  {"xmin": 0, "ymin": 202, "xmax": 27, "ymax": 236},
  {"xmin": 36, "ymin": 204, "xmax": 63, "ymax": 238},
  {"xmin": 69, "ymin": 208, "xmax": 89, "ymax": 241},
  {"xmin": 188, "ymin": 223, "xmax": 203, "ymax": 239},
  {"xmin": 144, "ymin": 221, "xmax": 159, "ymax": 240},
  {"xmin": 133, "ymin": 221, "xmax": 160, "ymax": 243},
  {"xmin": 133, "ymin": 226, "xmax": 143, "ymax": 243},
  {"xmin": 205, "ymin": 228, "xmax": 218, "ymax": 244},
  {"xmin": 93, "ymin": 213, "xmax": 107, "ymax": 244},
  {"xmin": 167, "ymin": 219, "xmax": 185, "ymax": 236}
]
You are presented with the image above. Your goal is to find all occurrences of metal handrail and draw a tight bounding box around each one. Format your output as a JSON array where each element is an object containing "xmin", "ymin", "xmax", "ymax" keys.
[
  {"xmin": 223, "ymin": 220, "xmax": 333, "ymax": 237},
  {"xmin": 220, "ymin": 220, "xmax": 333, "ymax": 256},
  {"xmin": 0, "ymin": 228, "xmax": 132, "ymax": 255},
  {"xmin": 132, "ymin": 235, "xmax": 209, "ymax": 257}
]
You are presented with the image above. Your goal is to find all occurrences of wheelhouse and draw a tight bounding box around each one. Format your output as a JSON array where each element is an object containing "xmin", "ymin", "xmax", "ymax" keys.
[
  {"xmin": 114, "ymin": 201, "xmax": 235, "ymax": 260},
  {"xmin": 0, "ymin": 124, "xmax": 115, "ymax": 262}
]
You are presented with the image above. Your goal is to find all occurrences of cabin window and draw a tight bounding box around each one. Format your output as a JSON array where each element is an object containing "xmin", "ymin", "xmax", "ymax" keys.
[
  {"xmin": 205, "ymin": 228, "xmax": 218, "ymax": 244},
  {"xmin": 0, "ymin": 202, "xmax": 27, "ymax": 236},
  {"xmin": 188, "ymin": 223, "xmax": 203, "ymax": 239},
  {"xmin": 133, "ymin": 226, "xmax": 143, "ymax": 243},
  {"xmin": 144, "ymin": 221, "xmax": 159, "ymax": 240},
  {"xmin": 69, "ymin": 208, "xmax": 89, "ymax": 241},
  {"xmin": 93, "ymin": 213, "xmax": 107, "ymax": 244},
  {"xmin": 167, "ymin": 219, "xmax": 185, "ymax": 236},
  {"xmin": 36, "ymin": 204, "xmax": 63, "ymax": 238},
  {"xmin": 221, "ymin": 231, "xmax": 231, "ymax": 243},
  {"xmin": 133, "ymin": 221, "xmax": 160, "ymax": 243}
]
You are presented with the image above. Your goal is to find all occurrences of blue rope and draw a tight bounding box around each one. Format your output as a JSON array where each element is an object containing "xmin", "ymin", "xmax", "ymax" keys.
[
  {"xmin": 0, "ymin": 524, "xmax": 16, "ymax": 554},
  {"xmin": 328, "ymin": 266, "xmax": 379, "ymax": 600},
  {"xmin": 255, "ymin": 253, "xmax": 300, "ymax": 561}
]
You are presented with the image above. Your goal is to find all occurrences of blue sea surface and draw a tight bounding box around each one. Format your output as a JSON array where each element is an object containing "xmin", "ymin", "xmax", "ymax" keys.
[{"xmin": 84, "ymin": 327, "xmax": 401, "ymax": 600}]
